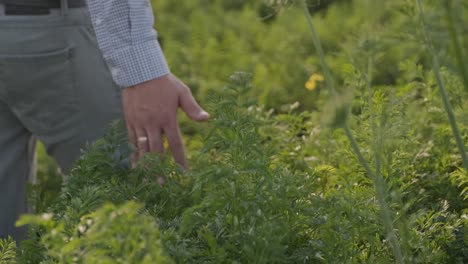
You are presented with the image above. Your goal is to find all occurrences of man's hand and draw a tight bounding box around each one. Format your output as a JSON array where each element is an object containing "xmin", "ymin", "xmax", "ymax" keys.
[{"xmin": 121, "ymin": 74, "xmax": 209, "ymax": 169}]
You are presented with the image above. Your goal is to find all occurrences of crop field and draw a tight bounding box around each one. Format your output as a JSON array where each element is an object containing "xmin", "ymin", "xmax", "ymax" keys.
[{"xmin": 1, "ymin": 0, "xmax": 467, "ymax": 263}]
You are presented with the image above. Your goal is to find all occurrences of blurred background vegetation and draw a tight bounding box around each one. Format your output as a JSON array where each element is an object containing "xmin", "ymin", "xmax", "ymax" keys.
[{"xmin": 152, "ymin": 0, "xmax": 454, "ymax": 109}]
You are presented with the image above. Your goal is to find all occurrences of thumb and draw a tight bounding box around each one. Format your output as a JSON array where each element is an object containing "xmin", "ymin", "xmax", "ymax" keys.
[{"xmin": 179, "ymin": 88, "xmax": 210, "ymax": 121}]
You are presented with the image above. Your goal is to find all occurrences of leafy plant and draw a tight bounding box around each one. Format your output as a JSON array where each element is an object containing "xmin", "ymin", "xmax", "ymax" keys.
[
  {"xmin": 17, "ymin": 202, "xmax": 172, "ymax": 264},
  {"xmin": 0, "ymin": 237, "xmax": 16, "ymax": 264}
]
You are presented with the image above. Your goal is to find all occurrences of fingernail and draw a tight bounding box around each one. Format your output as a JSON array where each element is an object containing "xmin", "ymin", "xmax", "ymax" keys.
[{"xmin": 200, "ymin": 111, "xmax": 210, "ymax": 119}]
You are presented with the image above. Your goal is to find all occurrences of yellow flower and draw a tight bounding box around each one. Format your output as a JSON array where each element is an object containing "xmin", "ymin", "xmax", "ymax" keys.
[
  {"xmin": 311, "ymin": 73, "xmax": 324, "ymax": 81},
  {"xmin": 305, "ymin": 81, "xmax": 317, "ymax": 91},
  {"xmin": 305, "ymin": 73, "xmax": 325, "ymax": 91}
]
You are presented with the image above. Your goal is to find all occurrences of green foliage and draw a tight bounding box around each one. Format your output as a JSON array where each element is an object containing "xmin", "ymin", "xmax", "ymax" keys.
[
  {"xmin": 18, "ymin": 202, "xmax": 172, "ymax": 264},
  {"xmin": 0, "ymin": 237, "xmax": 16, "ymax": 264},
  {"xmin": 29, "ymin": 142, "xmax": 62, "ymax": 214},
  {"xmin": 450, "ymin": 169, "xmax": 468, "ymax": 201}
]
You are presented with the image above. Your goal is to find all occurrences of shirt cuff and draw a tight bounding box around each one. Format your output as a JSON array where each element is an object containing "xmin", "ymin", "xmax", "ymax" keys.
[{"xmin": 104, "ymin": 40, "xmax": 170, "ymax": 88}]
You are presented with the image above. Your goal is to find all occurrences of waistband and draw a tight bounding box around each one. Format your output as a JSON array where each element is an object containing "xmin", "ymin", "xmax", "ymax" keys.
[
  {"xmin": 0, "ymin": 6, "xmax": 91, "ymax": 27},
  {"xmin": 0, "ymin": 0, "xmax": 86, "ymax": 15}
]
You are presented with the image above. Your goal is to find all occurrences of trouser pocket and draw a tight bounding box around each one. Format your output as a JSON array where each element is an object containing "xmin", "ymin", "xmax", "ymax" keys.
[{"xmin": 1, "ymin": 47, "xmax": 80, "ymax": 142}]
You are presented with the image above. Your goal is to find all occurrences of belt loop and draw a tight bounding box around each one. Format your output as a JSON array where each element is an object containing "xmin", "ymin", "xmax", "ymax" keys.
[{"xmin": 61, "ymin": 0, "xmax": 69, "ymax": 16}]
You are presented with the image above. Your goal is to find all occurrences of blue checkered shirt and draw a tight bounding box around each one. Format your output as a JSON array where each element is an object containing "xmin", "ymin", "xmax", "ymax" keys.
[{"xmin": 86, "ymin": 0, "xmax": 170, "ymax": 88}]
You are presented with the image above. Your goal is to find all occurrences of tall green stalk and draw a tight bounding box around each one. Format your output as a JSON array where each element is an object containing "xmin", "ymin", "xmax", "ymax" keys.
[
  {"xmin": 343, "ymin": 127, "xmax": 404, "ymax": 263},
  {"xmin": 365, "ymin": 58, "xmax": 381, "ymax": 176},
  {"xmin": 365, "ymin": 58, "xmax": 412, "ymax": 260},
  {"xmin": 300, "ymin": 0, "xmax": 335, "ymax": 96},
  {"xmin": 300, "ymin": 1, "xmax": 404, "ymax": 263},
  {"xmin": 416, "ymin": 0, "xmax": 468, "ymax": 172}
]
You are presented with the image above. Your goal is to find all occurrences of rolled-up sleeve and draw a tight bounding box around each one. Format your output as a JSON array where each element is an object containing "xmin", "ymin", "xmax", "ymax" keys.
[{"xmin": 86, "ymin": 0, "xmax": 170, "ymax": 88}]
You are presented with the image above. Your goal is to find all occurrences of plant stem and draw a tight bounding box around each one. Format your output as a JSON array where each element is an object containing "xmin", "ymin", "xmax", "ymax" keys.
[
  {"xmin": 300, "ymin": 1, "xmax": 404, "ymax": 262},
  {"xmin": 343, "ymin": 126, "xmax": 404, "ymax": 263},
  {"xmin": 444, "ymin": 0, "xmax": 468, "ymax": 94},
  {"xmin": 366, "ymin": 57, "xmax": 412, "ymax": 260},
  {"xmin": 300, "ymin": 0, "xmax": 335, "ymax": 96},
  {"xmin": 416, "ymin": 0, "xmax": 468, "ymax": 172},
  {"xmin": 365, "ymin": 58, "xmax": 381, "ymax": 175}
]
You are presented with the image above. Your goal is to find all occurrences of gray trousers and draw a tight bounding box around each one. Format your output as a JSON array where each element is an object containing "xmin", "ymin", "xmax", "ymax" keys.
[{"xmin": 0, "ymin": 6, "xmax": 123, "ymax": 241}]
